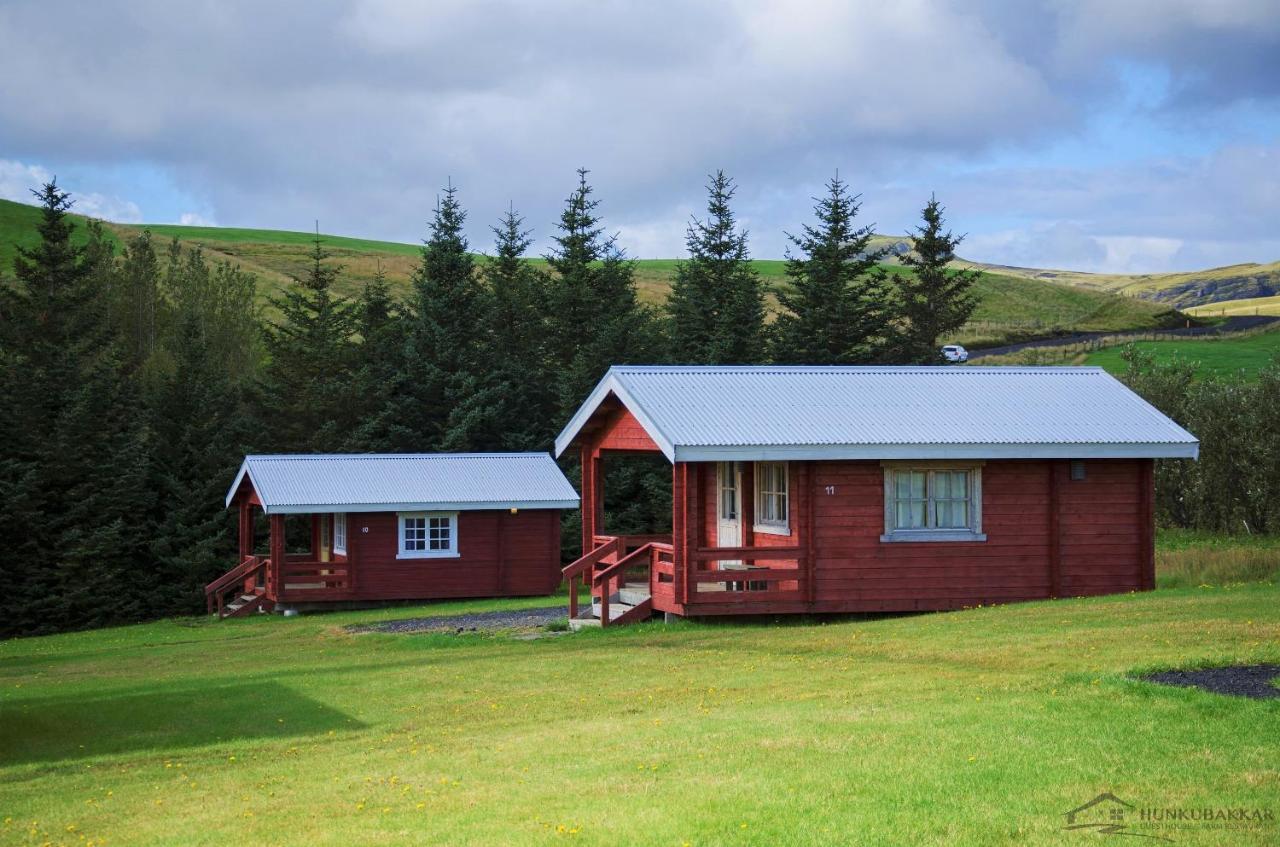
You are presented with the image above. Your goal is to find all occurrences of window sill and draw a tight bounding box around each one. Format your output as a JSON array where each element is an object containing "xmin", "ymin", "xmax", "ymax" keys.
[
  {"xmin": 880, "ymin": 530, "xmax": 987, "ymax": 544},
  {"xmin": 753, "ymin": 522, "xmax": 791, "ymax": 537},
  {"xmin": 396, "ymin": 551, "xmax": 461, "ymax": 560}
]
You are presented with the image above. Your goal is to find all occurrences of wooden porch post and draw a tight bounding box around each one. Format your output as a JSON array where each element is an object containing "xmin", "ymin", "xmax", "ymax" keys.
[
  {"xmin": 672, "ymin": 462, "xmax": 686, "ymax": 606},
  {"xmin": 741, "ymin": 461, "xmax": 756, "ymax": 549},
  {"xmin": 310, "ymin": 514, "xmax": 321, "ymax": 559},
  {"xmin": 580, "ymin": 444, "xmax": 595, "ymax": 553},
  {"xmin": 238, "ymin": 499, "xmax": 253, "ymax": 560},
  {"xmin": 269, "ymin": 513, "xmax": 286, "ymax": 600}
]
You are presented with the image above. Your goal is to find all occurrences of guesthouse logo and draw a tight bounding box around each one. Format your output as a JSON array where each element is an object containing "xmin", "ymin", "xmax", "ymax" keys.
[
  {"xmin": 1064, "ymin": 791, "xmax": 1273, "ymax": 841},
  {"xmin": 1064, "ymin": 793, "xmax": 1170, "ymax": 841}
]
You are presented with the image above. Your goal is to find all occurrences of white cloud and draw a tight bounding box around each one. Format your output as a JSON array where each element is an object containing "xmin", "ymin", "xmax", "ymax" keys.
[
  {"xmin": 0, "ymin": 159, "xmax": 52, "ymax": 204},
  {"xmin": 0, "ymin": 158, "xmax": 142, "ymax": 222},
  {"xmin": 178, "ymin": 211, "xmax": 216, "ymax": 227}
]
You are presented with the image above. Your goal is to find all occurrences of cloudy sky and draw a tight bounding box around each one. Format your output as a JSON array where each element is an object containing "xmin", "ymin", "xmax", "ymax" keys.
[{"xmin": 0, "ymin": 0, "xmax": 1277, "ymax": 272}]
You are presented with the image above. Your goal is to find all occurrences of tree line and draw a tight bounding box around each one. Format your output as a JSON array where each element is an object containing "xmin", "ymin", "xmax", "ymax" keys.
[{"xmin": 0, "ymin": 171, "xmax": 977, "ymax": 636}]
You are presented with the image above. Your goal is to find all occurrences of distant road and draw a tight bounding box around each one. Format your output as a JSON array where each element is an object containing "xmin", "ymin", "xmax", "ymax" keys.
[{"xmin": 969, "ymin": 315, "xmax": 1280, "ymax": 360}]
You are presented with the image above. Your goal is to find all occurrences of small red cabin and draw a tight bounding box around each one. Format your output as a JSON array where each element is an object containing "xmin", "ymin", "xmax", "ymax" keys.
[
  {"xmin": 209, "ymin": 453, "xmax": 578, "ymax": 617},
  {"xmin": 555, "ymin": 366, "xmax": 1199, "ymax": 627}
]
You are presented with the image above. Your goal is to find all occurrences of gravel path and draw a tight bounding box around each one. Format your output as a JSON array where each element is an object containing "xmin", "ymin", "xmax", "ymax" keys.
[
  {"xmin": 969, "ymin": 315, "xmax": 1280, "ymax": 360},
  {"xmin": 348, "ymin": 606, "xmax": 568, "ymax": 635},
  {"xmin": 1142, "ymin": 664, "xmax": 1280, "ymax": 699}
]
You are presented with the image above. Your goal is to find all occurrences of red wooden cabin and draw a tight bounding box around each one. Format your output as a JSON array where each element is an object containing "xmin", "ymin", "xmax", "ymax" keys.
[
  {"xmin": 209, "ymin": 453, "xmax": 578, "ymax": 618},
  {"xmin": 555, "ymin": 366, "xmax": 1198, "ymax": 627}
]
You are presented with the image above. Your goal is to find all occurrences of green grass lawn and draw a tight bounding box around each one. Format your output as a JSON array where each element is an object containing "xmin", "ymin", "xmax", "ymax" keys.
[
  {"xmin": 1085, "ymin": 330, "xmax": 1280, "ymax": 378},
  {"xmin": 2, "ymin": 561, "xmax": 1278, "ymax": 846}
]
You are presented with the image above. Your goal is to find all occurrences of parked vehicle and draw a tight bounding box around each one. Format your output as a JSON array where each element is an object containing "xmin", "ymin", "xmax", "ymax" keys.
[{"xmin": 942, "ymin": 344, "xmax": 969, "ymax": 363}]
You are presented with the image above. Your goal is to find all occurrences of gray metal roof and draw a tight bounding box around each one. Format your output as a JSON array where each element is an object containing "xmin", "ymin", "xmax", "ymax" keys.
[
  {"xmin": 555, "ymin": 365, "xmax": 1199, "ymax": 462},
  {"xmin": 226, "ymin": 453, "xmax": 579, "ymax": 515}
]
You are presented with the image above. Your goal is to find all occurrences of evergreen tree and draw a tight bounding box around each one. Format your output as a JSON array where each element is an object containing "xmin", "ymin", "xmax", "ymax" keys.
[
  {"xmin": 0, "ymin": 183, "xmax": 154, "ymax": 635},
  {"xmin": 111, "ymin": 230, "xmax": 167, "ymax": 376},
  {"xmin": 484, "ymin": 207, "xmax": 556, "ymax": 451},
  {"xmin": 894, "ymin": 195, "xmax": 979, "ymax": 363},
  {"xmin": 545, "ymin": 169, "xmax": 658, "ymax": 418},
  {"xmin": 149, "ymin": 307, "xmax": 254, "ymax": 612},
  {"xmin": 346, "ymin": 264, "xmax": 409, "ymax": 451},
  {"xmin": 770, "ymin": 174, "xmax": 895, "ymax": 364},
  {"xmin": 262, "ymin": 232, "xmax": 358, "ymax": 452},
  {"xmin": 394, "ymin": 183, "xmax": 501, "ymax": 451},
  {"xmin": 668, "ymin": 171, "xmax": 765, "ymax": 364}
]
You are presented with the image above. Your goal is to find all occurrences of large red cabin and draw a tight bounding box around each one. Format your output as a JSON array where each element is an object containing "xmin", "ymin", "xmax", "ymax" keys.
[
  {"xmin": 555, "ymin": 366, "xmax": 1199, "ymax": 627},
  {"xmin": 209, "ymin": 453, "xmax": 578, "ymax": 618}
]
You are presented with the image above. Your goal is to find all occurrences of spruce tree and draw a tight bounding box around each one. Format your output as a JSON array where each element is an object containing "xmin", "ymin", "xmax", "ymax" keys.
[
  {"xmin": 545, "ymin": 169, "xmax": 658, "ymax": 418},
  {"xmin": 484, "ymin": 207, "xmax": 556, "ymax": 450},
  {"xmin": 0, "ymin": 183, "xmax": 154, "ymax": 635},
  {"xmin": 346, "ymin": 264, "xmax": 409, "ymax": 451},
  {"xmin": 770, "ymin": 174, "xmax": 895, "ymax": 364},
  {"xmin": 394, "ymin": 183, "xmax": 501, "ymax": 451},
  {"xmin": 668, "ymin": 171, "xmax": 765, "ymax": 364},
  {"xmin": 894, "ymin": 195, "xmax": 980, "ymax": 363},
  {"xmin": 262, "ymin": 232, "xmax": 358, "ymax": 452}
]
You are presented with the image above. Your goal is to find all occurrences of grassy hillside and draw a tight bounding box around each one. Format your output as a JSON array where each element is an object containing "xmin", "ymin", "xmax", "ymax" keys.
[
  {"xmin": 1186, "ymin": 294, "xmax": 1280, "ymax": 318},
  {"xmin": 1085, "ymin": 327, "xmax": 1280, "ymax": 378},
  {"xmin": 1, "ymin": 556, "xmax": 1276, "ymax": 846},
  {"xmin": 0, "ymin": 195, "xmax": 120, "ymax": 271},
  {"xmin": 962, "ymin": 257, "xmax": 1280, "ymax": 310},
  {"xmin": 0, "ymin": 198, "xmax": 1177, "ymax": 347}
]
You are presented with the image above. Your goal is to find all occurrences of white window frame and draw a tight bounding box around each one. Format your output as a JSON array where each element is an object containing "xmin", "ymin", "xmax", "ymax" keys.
[
  {"xmin": 881, "ymin": 462, "xmax": 985, "ymax": 543},
  {"xmin": 754, "ymin": 461, "xmax": 790, "ymax": 536},
  {"xmin": 397, "ymin": 511, "xmax": 460, "ymax": 559},
  {"xmin": 333, "ymin": 512, "xmax": 347, "ymax": 556}
]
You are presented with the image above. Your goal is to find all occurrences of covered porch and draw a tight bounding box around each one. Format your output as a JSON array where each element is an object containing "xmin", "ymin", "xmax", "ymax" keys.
[
  {"xmin": 207, "ymin": 488, "xmax": 353, "ymax": 618},
  {"xmin": 559, "ymin": 393, "xmax": 814, "ymax": 627}
]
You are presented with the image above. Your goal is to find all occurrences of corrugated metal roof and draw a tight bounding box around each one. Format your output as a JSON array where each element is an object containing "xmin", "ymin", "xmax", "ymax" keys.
[
  {"xmin": 226, "ymin": 453, "xmax": 579, "ymax": 515},
  {"xmin": 555, "ymin": 366, "xmax": 1199, "ymax": 461}
]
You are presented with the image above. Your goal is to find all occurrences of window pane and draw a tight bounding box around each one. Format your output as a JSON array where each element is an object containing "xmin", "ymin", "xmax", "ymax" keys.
[
  {"xmin": 910, "ymin": 472, "xmax": 925, "ymax": 498},
  {"xmin": 936, "ymin": 499, "xmax": 952, "ymax": 527},
  {"xmin": 954, "ymin": 500, "xmax": 968, "ymax": 527}
]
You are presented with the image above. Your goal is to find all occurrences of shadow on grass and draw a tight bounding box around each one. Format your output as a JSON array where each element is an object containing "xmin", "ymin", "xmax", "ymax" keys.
[{"xmin": 0, "ymin": 680, "xmax": 360, "ymax": 766}]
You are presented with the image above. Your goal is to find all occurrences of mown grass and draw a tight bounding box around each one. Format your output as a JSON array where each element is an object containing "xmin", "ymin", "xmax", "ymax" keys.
[
  {"xmin": 2, "ymin": 550, "xmax": 1277, "ymax": 846},
  {"xmin": 1085, "ymin": 329, "xmax": 1280, "ymax": 378}
]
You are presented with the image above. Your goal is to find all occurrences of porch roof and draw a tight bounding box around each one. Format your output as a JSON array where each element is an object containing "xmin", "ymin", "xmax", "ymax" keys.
[
  {"xmin": 554, "ymin": 365, "xmax": 1199, "ymax": 462},
  {"xmin": 225, "ymin": 453, "xmax": 580, "ymax": 515}
]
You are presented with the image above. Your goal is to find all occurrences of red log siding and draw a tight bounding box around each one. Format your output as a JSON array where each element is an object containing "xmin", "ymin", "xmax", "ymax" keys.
[
  {"xmin": 595, "ymin": 406, "xmax": 663, "ymax": 453},
  {"xmin": 334, "ymin": 509, "xmax": 561, "ymax": 602},
  {"xmin": 664, "ymin": 457, "xmax": 1154, "ymax": 616}
]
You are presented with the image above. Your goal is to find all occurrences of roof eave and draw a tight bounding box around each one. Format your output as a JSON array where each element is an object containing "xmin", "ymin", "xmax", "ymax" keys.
[
  {"xmin": 259, "ymin": 498, "xmax": 581, "ymax": 516},
  {"xmin": 671, "ymin": 442, "xmax": 1200, "ymax": 462},
  {"xmin": 554, "ymin": 369, "xmax": 676, "ymax": 461}
]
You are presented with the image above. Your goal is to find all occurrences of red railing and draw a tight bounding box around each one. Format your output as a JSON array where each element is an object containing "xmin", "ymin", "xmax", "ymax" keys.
[
  {"xmin": 688, "ymin": 546, "xmax": 804, "ymax": 604},
  {"xmin": 205, "ymin": 555, "xmax": 267, "ymax": 617},
  {"xmin": 563, "ymin": 536, "xmax": 620, "ymax": 620},
  {"xmin": 276, "ymin": 561, "xmax": 352, "ymax": 602}
]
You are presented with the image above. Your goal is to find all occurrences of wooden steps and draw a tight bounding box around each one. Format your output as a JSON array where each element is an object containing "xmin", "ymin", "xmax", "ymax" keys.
[
  {"xmin": 218, "ymin": 588, "xmax": 266, "ymax": 619},
  {"xmin": 569, "ymin": 584, "xmax": 653, "ymax": 630}
]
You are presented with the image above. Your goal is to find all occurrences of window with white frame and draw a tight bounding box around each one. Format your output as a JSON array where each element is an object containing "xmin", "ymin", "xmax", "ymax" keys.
[
  {"xmin": 333, "ymin": 513, "xmax": 347, "ymax": 555},
  {"xmin": 397, "ymin": 511, "xmax": 459, "ymax": 558},
  {"xmin": 754, "ymin": 461, "xmax": 789, "ymax": 534},
  {"xmin": 882, "ymin": 464, "xmax": 985, "ymax": 542}
]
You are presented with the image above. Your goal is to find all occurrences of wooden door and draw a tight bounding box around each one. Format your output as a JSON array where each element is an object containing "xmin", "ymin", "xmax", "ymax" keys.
[{"xmin": 717, "ymin": 461, "xmax": 742, "ymax": 567}]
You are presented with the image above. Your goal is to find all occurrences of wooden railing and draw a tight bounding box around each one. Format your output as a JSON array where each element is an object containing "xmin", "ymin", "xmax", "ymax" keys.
[
  {"xmin": 689, "ymin": 546, "xmax": 804, "ymax": 605},
  {"xmin": 563, "ymin": 536, "xmax": 620, "ymax": 620},
  {"xmin": 594, "ymin": 543, "xmax": 658, "ymax": 626},
  {"xmin": 276, "ymin": 560, "xmax": 352, "ymax": 602},
  {"xmin": 205, "ymin": 555, "xmax": 267, "ymax": 617}
]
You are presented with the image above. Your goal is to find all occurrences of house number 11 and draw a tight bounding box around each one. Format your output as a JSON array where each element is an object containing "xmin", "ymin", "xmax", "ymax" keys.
[{"xmin": 825, "ymin": 486, "xmax": 836, "ymax": 495}]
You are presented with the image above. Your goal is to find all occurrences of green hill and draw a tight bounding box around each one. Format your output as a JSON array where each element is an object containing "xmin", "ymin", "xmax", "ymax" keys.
[
  {"xmin": 0, "ymin": 197, "xmax": 1179, "ymax": 347},
  {"xmin": 959, "ymin": 256, "xmax": 1280, "ymax": 310}
]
